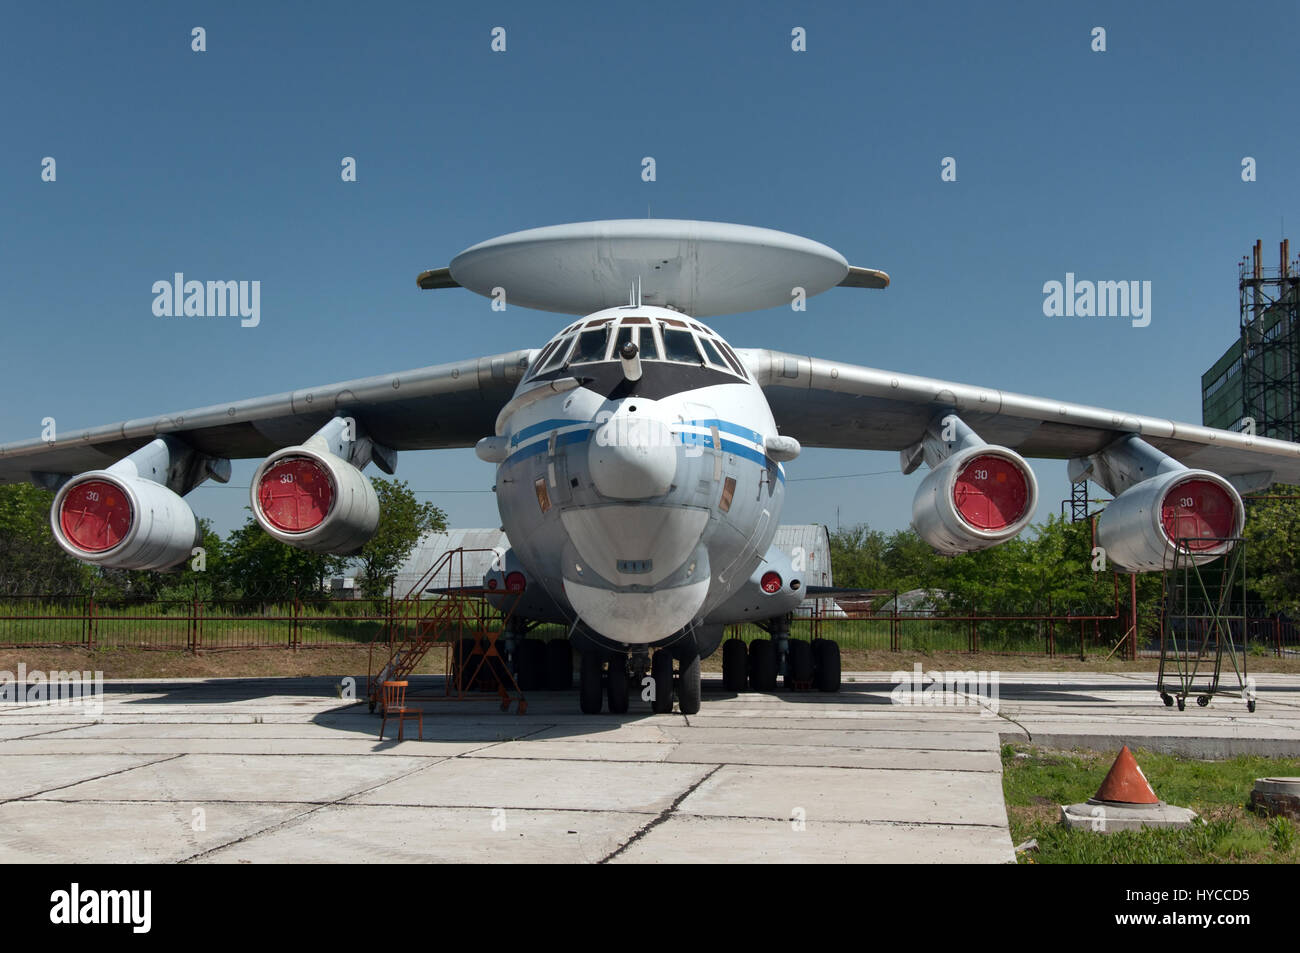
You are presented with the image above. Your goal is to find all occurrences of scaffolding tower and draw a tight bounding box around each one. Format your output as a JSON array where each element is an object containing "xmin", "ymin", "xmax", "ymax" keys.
[{"xmin": 1239, "ymin": 239, "xmax": 1300, "ymax": 442}]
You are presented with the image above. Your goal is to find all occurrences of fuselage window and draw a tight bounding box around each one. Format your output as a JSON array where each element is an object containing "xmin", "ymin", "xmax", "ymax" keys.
[
  {"xmin": 662, "ymin": 328, "xmax": 703, "ymax": 364},
  {"xmin": 638, "ymin": 326, "xmax": 661, "ymax": 360},
  {"xmin": 613, "ymin": 325, "xmax": 635, "ymax": 356},
  {"xmin": 570, "ymin": 327, "xmax": 611, "ymax": 364}
]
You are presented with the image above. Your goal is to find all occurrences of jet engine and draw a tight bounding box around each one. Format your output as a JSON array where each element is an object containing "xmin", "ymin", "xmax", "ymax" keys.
[
  {"xmin": 906, "ymin": 414, "xmax": 1038, "ymax": 555},
  {"xmin": 249, "ymin": 417, "xmax": 388, "ymax": 554},
  {"xmin": 1073, "ymin": 434, "xmax": 1245, "ymax": 572},
  {"xmin": 51, "ymin": 472, "xmax": 199, "ymax": 571},
  {"xmin": 49, "ymin": 436, "xmax": 221, "ymax": 571},
  {"xmin": 1095, "ymin": 468, "xmax": 1243, "ymax": 572},
  {"xmin": 251, "ymin": 447, "xmax": 379, "ymax": 554}
]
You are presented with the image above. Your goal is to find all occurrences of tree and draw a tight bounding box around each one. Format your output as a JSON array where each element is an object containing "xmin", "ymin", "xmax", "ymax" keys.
[
  {"xmin": 355, "ymin": 478, "xmax": 448, "ymax": 599},
  {"xmin": 221, "ymin": 514, "xmax": 347, "ymax": 607},
  {"xmin": 0, "ymin": 484, "xmax": 95, "ymax": 593},
  {"xmin": 1243, "ymin": 486, "xmax": 1300, "ymax": 616}
]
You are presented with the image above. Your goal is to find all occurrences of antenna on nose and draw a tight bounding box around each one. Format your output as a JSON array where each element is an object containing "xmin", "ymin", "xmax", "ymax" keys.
[{"xmin": 628, "ymin": 276, "xmax": 642, "ymax": 309}]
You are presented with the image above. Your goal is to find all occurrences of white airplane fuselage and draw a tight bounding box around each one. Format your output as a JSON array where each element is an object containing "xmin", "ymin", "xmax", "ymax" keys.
[{"xmin": 486, "ymin": 305, "xmax": 798, "ymax": 652}]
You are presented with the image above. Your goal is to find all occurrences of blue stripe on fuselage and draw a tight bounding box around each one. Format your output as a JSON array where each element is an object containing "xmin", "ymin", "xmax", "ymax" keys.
[{"xmin": 503, "ymin": 418, "xmax": 784, "ymax": 482}]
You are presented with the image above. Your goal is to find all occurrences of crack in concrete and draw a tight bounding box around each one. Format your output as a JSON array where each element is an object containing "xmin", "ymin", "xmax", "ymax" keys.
[{"xmin": 596, "ymin": 764, "xmax": 723, "ymax": 864}]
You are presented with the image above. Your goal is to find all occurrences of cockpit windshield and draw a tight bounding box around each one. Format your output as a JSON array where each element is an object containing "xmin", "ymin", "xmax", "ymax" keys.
[{"xmin": 524, "ymin": 312, "xmax": 748, "ymax": 382}]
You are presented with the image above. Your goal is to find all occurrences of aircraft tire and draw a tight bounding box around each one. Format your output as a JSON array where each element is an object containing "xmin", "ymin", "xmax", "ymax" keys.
[
  {"xmin": 785, "ymin": 639, "xmax": 814, "ymax": 691},
  {"xmin": 607, "ymin": 655, "xmax": 630, "ymax": 713},
  {"xmin": 651, "ymin": 650, "xmax": 675, "ymax": 713},
  {"xmin": 813, "ymin": 639, "xmax": 841, "ymax": 692},
  {"xmin": 722, "ymin": 638, "xmax": 748, "ymax": 692},
  {"xmin": 545, "ymin": 638, "xmax": 573, "ymax": 690},
  {"xmin": 579, "ymin": 651, "xmax": 603, "ymax": 714},
  {"xmin": 516, "ymin": 638, "xmax": 546, "ymax": 691},
  {"xmin": 749, "ymin": 639, "xmax": 777, "ymax": 692},
  {"xmin": 677, "ymin": 653, "xmax": 701, "ymax": 714}
]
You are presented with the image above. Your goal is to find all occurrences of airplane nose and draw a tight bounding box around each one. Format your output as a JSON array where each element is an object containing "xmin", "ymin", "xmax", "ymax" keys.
[{"xmin": 588, "ymin": 409, "xmax": 677, "ymax": 499}]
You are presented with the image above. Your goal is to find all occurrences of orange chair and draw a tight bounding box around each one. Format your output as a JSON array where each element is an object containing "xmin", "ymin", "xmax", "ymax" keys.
[{"xmin": 379, "ymin": 680, "xmax": 423, "ymax": 741}]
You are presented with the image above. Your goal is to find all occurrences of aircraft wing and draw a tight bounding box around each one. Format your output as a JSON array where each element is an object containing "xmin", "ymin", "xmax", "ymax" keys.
[
  {"xmin": 0, "ymin": 349, "xmax": 533, "ymax": 487},
  {"xmin": 743, "ymin": 348, "xmax": 1300, "ymax": 489}
]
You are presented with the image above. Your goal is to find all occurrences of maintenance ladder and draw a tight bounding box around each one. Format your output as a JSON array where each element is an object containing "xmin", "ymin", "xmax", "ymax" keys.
[{"xmin": 366, "ymin": 548, "xmax": 526, "ymax": 715}]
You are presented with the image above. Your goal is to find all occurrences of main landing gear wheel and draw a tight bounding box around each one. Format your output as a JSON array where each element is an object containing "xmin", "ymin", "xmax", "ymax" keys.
[
  {"xmin": 813, "ymin": 638, "xmax": 841, "ymax": 692},
  {"xmin": 546, "ymin": 638, "xmax": 573, "ymax": 690},
  {"xmin": 579, "ymin": 651, "xmax": 603, "ymax": 714},
  {"xmin": 515, "ymin": 638, "xmax": 546, "ymax": 691},
  {"xmin": 1197, "ymin": 695, "xmax": 1211, "ymax": 708},
  {"xmin": 651, "ymin": 650, "xmax": 674, "ymax": 714},
  {"xmin": 1161, "ymin": 693, "xmax": 1174, "ymax": 707},
  {"xmin": 749, "ymin": 639, "xmax": 777, "ymax": 692},
  {"xmin": 785, "ymin": 639, "xmax": 813, "ymax": 691},
  {"xmin": 1177, "ymin": 697, "xmax": 1186, "ymax": 711},
  {"xmin": 722, "ymin": 638, "xmax": 748, "ymax": 692},
  {"xmin": 607, "ymin": 656, "xmax": 630, "ymax": 714},
  {"xmin": 677, "ymin": 653, "xmax": 701, "ymax": 715}
]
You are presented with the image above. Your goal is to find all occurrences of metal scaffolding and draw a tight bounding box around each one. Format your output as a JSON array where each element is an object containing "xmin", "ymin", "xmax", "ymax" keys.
[{"xmin": 1239, "ymin": 239, "xmax": 1300, "ymax": 442}]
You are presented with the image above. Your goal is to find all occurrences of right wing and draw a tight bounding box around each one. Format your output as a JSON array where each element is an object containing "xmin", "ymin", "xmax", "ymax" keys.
[{"xmin": 0, "ymin": 349, "xmax": 534, "ymax": 487}]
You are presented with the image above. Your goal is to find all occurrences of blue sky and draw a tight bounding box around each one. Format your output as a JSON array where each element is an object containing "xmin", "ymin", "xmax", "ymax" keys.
[{"xmin": 3, "ymin": 1, "xmax": 1297, "ymax": 539}]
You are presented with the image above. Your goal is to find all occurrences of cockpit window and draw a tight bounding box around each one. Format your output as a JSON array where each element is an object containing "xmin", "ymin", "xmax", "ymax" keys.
[
  {"xmin": 638, "ymin": 326, "xmax": 660, "ymax": 360},
  {"xmin": 663, "ymin": 328, "xmax": 702, "ymax": 364},
  {"xmin": 715, "ymin": 339, "xmax": 747, "ymax": 378},
  {"xmin": 613, "ymin": 326, "xmax": 634, "ymax": 357},
  {"xmin": 569, "ymin": 327, "xmax": 610, "ymax": 364},
  {"xmin": 540, "ymin": 335, "xmax": 574, "ymax": 372},
  {"xmin": 697, "ymin": 336, "xmax": 727, "ymax": 370}
]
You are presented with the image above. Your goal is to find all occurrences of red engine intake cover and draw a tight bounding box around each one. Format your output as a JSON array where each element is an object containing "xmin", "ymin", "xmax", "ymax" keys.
[
  {"xmin": 258, "ymin": 458, "xmax": 333, "ymax": 532},
  {"xmin": 60, "ymin": 480, "xmax": 132, "ymax": 552},
  {"xmin": 1161, "ymin": 478, "xmax": 1236, "ymax": 551},
  {"xmin": 953, "ymin": 454, "xmax": 1029, "ymax": 531}
]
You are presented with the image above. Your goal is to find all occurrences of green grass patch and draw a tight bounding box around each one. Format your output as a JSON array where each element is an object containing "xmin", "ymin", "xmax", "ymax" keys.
[{"xmin": 1002, "ymin": 743, "xmax": 1300, "ymax": 864}]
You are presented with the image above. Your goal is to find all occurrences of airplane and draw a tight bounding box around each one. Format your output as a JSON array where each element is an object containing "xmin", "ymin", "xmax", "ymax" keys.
[{"xmin": 4, "ymin": 219, "xmax": 1299, "ymax": 716}]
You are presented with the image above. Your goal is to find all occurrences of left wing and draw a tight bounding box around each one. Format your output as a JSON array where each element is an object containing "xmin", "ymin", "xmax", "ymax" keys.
[
  {"xmin": 0, "ymin": 350, "xmax": 533, "ymax": 487},
  {"xmin": 743, "ymin": 348, "xmax": 1300, "ymax": 488}
]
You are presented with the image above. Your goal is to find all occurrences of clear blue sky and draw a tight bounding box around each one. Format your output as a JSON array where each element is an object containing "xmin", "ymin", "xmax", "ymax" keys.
[{"xmin": 3, "ymin": 1, "xmax": 1297, "ymax": 539}]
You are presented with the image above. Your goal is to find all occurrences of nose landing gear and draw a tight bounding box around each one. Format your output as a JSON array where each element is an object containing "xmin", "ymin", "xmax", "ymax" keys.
[{"xmin": 578, "ymin": 645, "xmax": 701, "ymax": 715}]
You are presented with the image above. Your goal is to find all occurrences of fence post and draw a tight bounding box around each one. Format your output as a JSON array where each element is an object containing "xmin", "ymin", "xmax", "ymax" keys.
[{"xmin": 87, "ymin": 591, "xmax": 96, "ymax": 650}]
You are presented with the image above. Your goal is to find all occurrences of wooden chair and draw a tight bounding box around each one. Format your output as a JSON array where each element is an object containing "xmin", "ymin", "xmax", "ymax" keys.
[{"xmin": 379, "ymin": 680, "xmax": 422, "ymax": 741}]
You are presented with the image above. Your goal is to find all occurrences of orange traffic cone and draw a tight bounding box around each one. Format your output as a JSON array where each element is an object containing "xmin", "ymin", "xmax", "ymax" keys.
[{"xmin": 1091, "ymin": 745, "xmax": 1160, "ymax": 805}]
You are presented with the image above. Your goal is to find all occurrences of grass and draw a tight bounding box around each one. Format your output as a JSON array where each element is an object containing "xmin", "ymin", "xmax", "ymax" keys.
[{"xmin": 1002, "ymin": 743, "xmax": 1300, "ymax": 863}]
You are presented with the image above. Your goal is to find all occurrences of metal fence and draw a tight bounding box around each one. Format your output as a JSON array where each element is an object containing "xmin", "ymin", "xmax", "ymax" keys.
[{"xmin": 1, "ymin": 591, "xmax": 1296, "ymax": 657}]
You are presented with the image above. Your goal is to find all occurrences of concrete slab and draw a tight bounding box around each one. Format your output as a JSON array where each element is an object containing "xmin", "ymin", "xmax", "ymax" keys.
[
  {"xmin": 0, "ymin": 753, "xmax": 168, "ymax": 802},
  {"xmin": 193, "ymin": 805, "xmax": 646, "ymax": 864},
  {"xmin": 0, "ymin": 799, "xmax": 315, "ymax": 863},
  {"xmin": 5, "ymin": 671, "xmax": 1293, "ymax": 862},
  {"xmin": 609, "ymin": 815, "xmax": 1016, "ymax": 863},
  {"xmin": 678, "ymin": 764, "xmax": 1010, "ymax": 827},
  {"xmin": 348, "ymin": 757, "xmax": 713, "ymax": 814},
  {"xmin": 30, "ymin": 753, "xmax": 435, "ymax": 804}
]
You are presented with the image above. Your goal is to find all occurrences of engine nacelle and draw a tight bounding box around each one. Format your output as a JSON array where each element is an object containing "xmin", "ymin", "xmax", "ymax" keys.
[
  {"xmin": 251, "ymin": 447, "xmax": 379, "ymax": 554},
  {"xmin": 1096, "ymin": 469, "xmax": 1243, "ymax": 572},
  {"xmin": 912, "ymin": 445, "xmax": 1038, "ymax": 555},
  {"xmin": 51, "ymin": 472, "xmax": 199, "ymax": 570}
]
